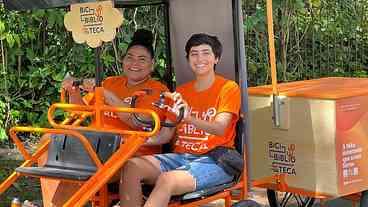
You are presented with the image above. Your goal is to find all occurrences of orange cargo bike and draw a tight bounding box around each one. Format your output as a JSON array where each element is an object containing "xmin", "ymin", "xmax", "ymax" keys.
[
  {"xmin": 2, "ymin": 0, "xmax": 367, "ymax": 207},
  {"xmin": 0, "ymin": 0, "xmax": 251, "ymax": 207}
]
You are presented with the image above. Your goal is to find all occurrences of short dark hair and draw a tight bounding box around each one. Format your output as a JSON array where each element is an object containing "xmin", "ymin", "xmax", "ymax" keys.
[
  {"xmin": 185, "ymin": 33, "xmax": 222, "ymax": 59},
  {"xmin": 127, "ymin": 29, "xmax": 155, "ymax": 59}
]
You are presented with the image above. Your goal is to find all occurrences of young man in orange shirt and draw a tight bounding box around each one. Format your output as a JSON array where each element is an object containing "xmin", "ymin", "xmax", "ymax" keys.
[{"xmin": 119, "ymin": 33, "xmax": 241, "ymax": 207}]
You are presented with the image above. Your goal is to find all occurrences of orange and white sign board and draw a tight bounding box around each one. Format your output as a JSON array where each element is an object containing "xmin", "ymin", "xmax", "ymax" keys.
[
  {"xmin": 64, "ymin": 1, "xmax": 123, "ymax": 48},
  {"xmin": 336, "ymin": 95, "xmax": 368, "ymax": 195}
]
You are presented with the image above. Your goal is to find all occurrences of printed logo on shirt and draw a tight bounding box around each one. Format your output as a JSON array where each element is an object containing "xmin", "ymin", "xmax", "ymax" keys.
[
  {"xmin": 175, "ymin": 107, "xmax": 216, "ymax": 151},
  {"xmin": 175, "ymin": 139, "xmax": 209, "ymax": 152},
  {"xmin": 177, "ymin": 107, "xmax": 216, "ymax": 140}
]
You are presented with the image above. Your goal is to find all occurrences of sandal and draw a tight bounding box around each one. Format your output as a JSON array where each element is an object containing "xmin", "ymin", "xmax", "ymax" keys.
[
  {"xmin": 22, "ymin": 200, "xmax": 41, "ymax": 207},
  {"xmin": 112, "ymin": 201, "xmax": 120, "ymax": 207}
]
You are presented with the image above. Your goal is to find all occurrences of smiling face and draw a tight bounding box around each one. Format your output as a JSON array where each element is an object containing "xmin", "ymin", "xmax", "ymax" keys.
[
  {"xmin": 188, "ymin": 44, "xmax": 219, "ymax": 77},
  {"xmin": 122, "ymin": 45, "xmax": 154, "ymax": 85}
]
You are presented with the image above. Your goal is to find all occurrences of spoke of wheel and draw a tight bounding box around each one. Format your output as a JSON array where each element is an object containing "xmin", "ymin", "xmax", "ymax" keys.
[
  {"xmin": 294, "ymin": 194, "xmax": 301, "ymax": 206},
  {"xmin": 296, "ymin": 194, "xmax": 313, "ymax": 207},
  {"xmin": 305, "ymin": 198, "xmax": 313, "ymax": 206},
  {"xmin": 280, "ymin": 192, "xmax": 293, "ymax": 207},
  {"xmin": 302, "ymin": 197, "xmax": 311, "ymax": 206}
]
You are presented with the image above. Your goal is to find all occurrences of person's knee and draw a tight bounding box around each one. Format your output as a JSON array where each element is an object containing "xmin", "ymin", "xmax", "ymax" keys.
[
  {"xmin": 155, "ymin": 172, "xmax": 177, "ymax": 193},
  {"xmin": 122, "ymin": 158, "xmax": 140, "ymax": 170},
  {"xmin": 121, "ymin": 158, "xmax": 144, "ymax": 180}
]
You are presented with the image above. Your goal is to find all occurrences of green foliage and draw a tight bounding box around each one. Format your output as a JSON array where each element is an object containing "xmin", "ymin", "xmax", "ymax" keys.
[
  {"xmin": 0, "ymin": 100, "xmax": 7, "ymax": 141},
  {"xmin": 244, "ymin": 0, "xmax": 368, "ymax": 86},
  {"xmin": 0, "ymin": 160, "xmax": 41, "ymax": 204}
]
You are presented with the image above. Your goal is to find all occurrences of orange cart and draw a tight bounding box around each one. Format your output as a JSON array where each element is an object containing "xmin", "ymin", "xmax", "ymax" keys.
[
  {"xmin": 0, "ymin": 0, "xmax": 250, "ymax": 207},
  {"xmin": 247, "ymin": 1, "xmax": 368, "ymax": 206}
]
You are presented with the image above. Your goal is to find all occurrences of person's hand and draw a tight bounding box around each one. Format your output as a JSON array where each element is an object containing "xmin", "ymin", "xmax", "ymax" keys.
[
  {"xmin": 166, "ymin": 92, "xmax": 191, "ymax": 122},
  {"xmin": 61, "ymin": 74, "xmax": 77, "ymax": 92},
  {"xmin": 81, "ymin": 78, "xmax": 95, "ymax": 92}
]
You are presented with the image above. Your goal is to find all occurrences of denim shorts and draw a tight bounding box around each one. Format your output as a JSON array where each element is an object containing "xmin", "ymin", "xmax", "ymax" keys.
[{"xmin": 154, "ymin": 153, "xmax": 234, "ymax": 191}]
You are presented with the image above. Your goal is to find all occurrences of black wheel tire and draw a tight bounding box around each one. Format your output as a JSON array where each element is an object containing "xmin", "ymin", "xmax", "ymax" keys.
[
  {"xmin": 232, "ymin": 199, "xmax": 262, "ymax": 207},
  {"xmin": 360, "ymin": 190, "xmax": 368, "ymax": 207},
  {"xmin": 267, "ymin": 189, "xmax": 315, "ymax": 207}
]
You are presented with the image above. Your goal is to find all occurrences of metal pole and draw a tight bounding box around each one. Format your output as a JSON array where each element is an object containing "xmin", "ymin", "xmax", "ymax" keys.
[
  {"xmin": 266, "ymin": 0, "xmax": 278, "ymax": 96},
  {"xmin": 233, "ymin": 0, "xmax": 249, "ymax": 198},
  {"xmin": 163, "ymin": 0, "xmax": 174, "ymax": 91},
  {"xmin": 95, "ymin": 46, "xmax": 102, "ymax": 87},
  {"xmin": 266, "ymin": 0, "xmax": 280, "ymax": 127}
]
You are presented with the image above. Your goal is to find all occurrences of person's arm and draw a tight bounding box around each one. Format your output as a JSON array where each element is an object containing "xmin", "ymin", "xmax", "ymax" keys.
[
  {"xmin": 105, "ymin": 89, "xmax": 176, "ymax": 145},
  {"xmin": 144, "ymin": 122, "xmax": 176, "ymax": 145},
  {"xmin": 185, "ymin": 112, "xmax": 233, "ymax": 137},
  {"xmin": 144, "ymin": 113, "xmax": 233, "ymax": 146},
  {"xmin": 103, "ymin": 89, "xmax": 138, "ymax": 128},
  {"xmin": 62, "ymin": 77, "xmax": 84, "ymax": 104},
  {"xmin": 170, "ymin": 91, "xmax": 236, "ymax": 137}
]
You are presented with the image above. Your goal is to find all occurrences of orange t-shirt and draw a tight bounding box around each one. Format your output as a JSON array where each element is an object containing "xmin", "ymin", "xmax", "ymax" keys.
[
  {"xmin": 173, "ymin": 75, "xmax": 241, "ymax": 154},
  {"xmin": 84, "ymin": 76, "xmax": 169, "ymax": 155}
]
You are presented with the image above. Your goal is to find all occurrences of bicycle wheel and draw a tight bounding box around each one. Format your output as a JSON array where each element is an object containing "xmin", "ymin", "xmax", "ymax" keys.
[
  {"xmin": 360, "ymin": 190, "xmax": 368, "ymax": 207},
  {"xmin": 232, "ymin": 200, "xmax": 262, "ymax": 207},
  {"xmin": 267, "ymin": 189, "xmax": 315, "ymax": 207}
]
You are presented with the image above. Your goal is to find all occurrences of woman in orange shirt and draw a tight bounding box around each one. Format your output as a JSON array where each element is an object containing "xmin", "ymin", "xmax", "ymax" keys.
[
  {"xmin": 119, "ymin": 33, "xmax": 241, "ymax": 207},
  {"xmin": 62, "ymin": 29, "xmax": 169, "ymax": 155}
]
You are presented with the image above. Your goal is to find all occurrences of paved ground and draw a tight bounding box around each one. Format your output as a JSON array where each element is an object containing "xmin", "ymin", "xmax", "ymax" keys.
[{"xmin": 203, "ymin": 187, "xmax": 361, "ymax": 207}]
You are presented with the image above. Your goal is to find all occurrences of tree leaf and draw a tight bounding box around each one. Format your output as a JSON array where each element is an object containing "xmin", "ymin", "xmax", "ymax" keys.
[{"xmin": 6, "ymin": 33, "xmax": 14, "ymax": 48}]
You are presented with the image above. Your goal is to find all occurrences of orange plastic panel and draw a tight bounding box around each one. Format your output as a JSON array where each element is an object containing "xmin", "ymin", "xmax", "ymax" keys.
[{"xmin": 248, "ymin": 77, "xmax": 368, "ymax": 100}]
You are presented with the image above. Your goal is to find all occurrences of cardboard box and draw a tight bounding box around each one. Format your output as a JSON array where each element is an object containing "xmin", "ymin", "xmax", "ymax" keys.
[{"xmin": 248, "ymin": 77, "xmax": 368, "ymax": 197}]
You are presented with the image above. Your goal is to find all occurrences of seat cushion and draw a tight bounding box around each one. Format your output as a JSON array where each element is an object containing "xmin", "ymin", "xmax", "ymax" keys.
[
  {"xmin": 141, "ymin": 181, "xmax": 236, "ymax": 202},
  {"xmin": 16, "ymin": 166, "xmax": 94, "ymax": 181},
  {"xmin": 181, "ymin": 182, "xmax": 235, "ymax": 201}
]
